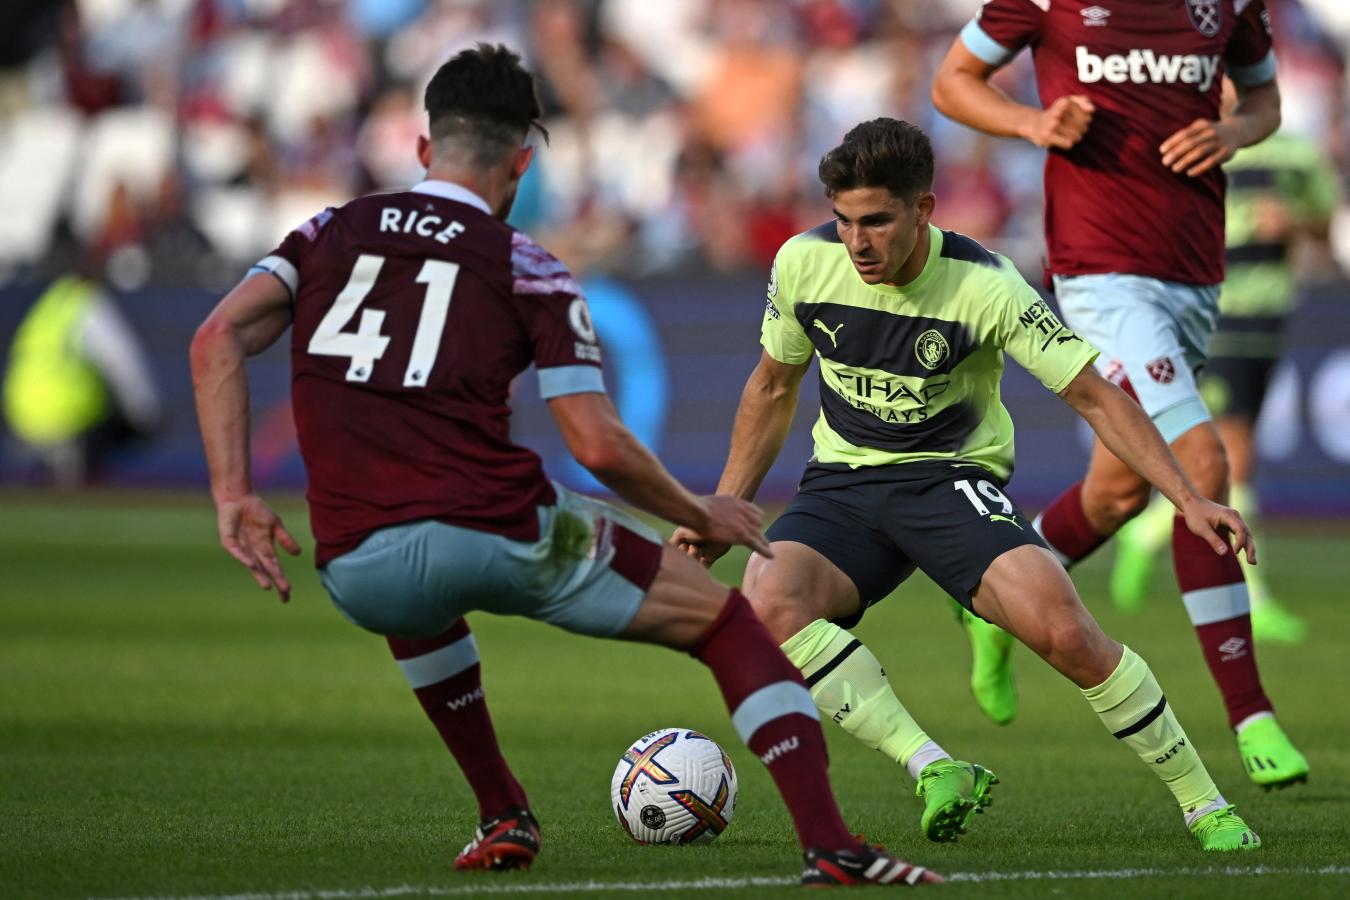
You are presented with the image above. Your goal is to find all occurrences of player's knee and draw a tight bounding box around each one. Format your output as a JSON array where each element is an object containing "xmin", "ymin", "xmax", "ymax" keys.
[
  {"xmin": 1085, "ymin": 480, "xmax": 1150, "ymax": 529},
  {"xmin": 1042, "ymin": 612, "xmax": 1111, "ymax": 684},
  {"xmin": 1188, "ymin": 443, "xmax": 1230, "ymax": 500},
  {"xmin": 744, "ymin": 586, "xmax": 819, "ymax": 644},
  {"xmin": 1173, "ymin": 424, "xmax": 1230, "ymax": 500},
  {"xmin": 1111, "ymin": 488, "xmax": 1152, "ymax": 525}
]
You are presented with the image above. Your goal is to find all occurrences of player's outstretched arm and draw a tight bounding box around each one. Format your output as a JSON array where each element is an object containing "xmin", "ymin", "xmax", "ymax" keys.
[
  {"xmin": 190, "ymin": 273, "xmax": 302, "ymax": 601},
  {"xmin": 931, "ymin": 40, "xmax": 1093, "ymax": 150},
  {"xmin": 547, "ymin": 391, "xmax": 772, "ymax": 557},
  {"xmin": 1059, "ymin": 366, "xmax": 1255, "ymax": 564},
  {"xmin": 1161, "ymin": 79, "xmax": 1280, "ymax": 177},
  {"xmin": 672, "ymin": 351, "xmax": 809, "ymax": 566}
]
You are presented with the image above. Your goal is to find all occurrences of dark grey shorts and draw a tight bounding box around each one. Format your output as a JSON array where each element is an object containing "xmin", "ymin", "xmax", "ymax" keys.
[{"xmin": 766, "ymin": 461, "xmax": 1046, "ymax": 626}]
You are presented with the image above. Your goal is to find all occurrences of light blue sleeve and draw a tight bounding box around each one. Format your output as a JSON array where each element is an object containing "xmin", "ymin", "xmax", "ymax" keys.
[
  {"xmin": 538, "ymin": 364, "xmax": 606, "ymax": 398},
  {"xmin": 960, "ymin": 20, "xmax": 1017, "ymax": 68},
  {"xmin": 1227, "ymin": 50, "xmax": 1277, "ymax": 86}
]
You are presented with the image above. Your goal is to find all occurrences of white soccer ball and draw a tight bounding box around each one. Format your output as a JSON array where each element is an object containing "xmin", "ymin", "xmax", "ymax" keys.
[{"xmin": 610, "ymin": 727, "xmax": 738, "ymax": 845}]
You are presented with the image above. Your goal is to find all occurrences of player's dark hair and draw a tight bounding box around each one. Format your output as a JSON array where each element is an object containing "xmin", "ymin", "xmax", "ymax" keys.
[
  {"xmin": 818, "ymin": 118, "xmax": 934, "ymax": 200},
  {"xmin": 424, "ymin": 43, "xmax": 549, "ymax": 166}
]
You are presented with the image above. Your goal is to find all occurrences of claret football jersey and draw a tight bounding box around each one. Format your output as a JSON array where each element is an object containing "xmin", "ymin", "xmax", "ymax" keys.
[
  {"xmin": 762, "ymin": 222, "xmax": 1099, "ymax": 483},
  {"xmin": 961, "ymin": 0, "xmax": 1277, "ymax": 286},
  {"xmin": 249, "ymin": 180, "xmax": 606, "ymax": 565}
]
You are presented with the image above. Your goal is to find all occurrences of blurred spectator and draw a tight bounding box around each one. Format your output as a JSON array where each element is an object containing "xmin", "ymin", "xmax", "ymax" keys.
[
  {"xmin": 3, "ymin": 273, "xmax": 163, "ymax": 487},
  {"xmin": 0, "ymin": 0, "xmax": 1344, "ymax": 283}
]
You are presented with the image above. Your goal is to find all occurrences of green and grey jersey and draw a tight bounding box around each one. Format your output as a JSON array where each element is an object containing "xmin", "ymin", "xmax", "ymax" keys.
[
  {"xmin": 1221, "ymin": 133, "xmax": 1339, "ymax": 321},
  {"xmin": 762, "ymin": 223, "xmax": 1098, "ymax": 482}
]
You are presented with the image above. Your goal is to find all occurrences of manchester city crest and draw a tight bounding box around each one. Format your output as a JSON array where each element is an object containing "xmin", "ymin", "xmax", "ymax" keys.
[
  {"xmin": 914, "ymin": 329, "xmax": 950, "ymax": 370},
  {"xmin": 1186, "ymin": 0, "xmax": 1222, "ymax": 38}
]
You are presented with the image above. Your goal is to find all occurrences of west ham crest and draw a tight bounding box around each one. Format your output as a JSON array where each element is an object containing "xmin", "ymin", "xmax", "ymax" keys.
[
  {"xmin": 1186, "ymin": 0, "xmax": 1222, "ymax": 38},
  {"xmin": 1146, "ymin": 356, "xmax": 1176, "ymax": 384}
]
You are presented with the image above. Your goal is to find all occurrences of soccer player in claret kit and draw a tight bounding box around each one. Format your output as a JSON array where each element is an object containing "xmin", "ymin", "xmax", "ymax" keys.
[
  {"xmin": 930, "ymin": 0, "xmax": 1307, "ymax": 790},
  {"xmin": 675, "ymin": 117, "xmax": 1263, "ymax": 851},
  {"xmin": 1111, "ymin": 82, "xmax": 1339, "ymax": 643},
  {"xmin": 190, "ymin": 44, "xmax": 938, "ymax": 888}
]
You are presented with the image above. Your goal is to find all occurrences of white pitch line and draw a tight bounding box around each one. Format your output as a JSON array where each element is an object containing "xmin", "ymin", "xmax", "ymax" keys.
[{"xmin": 92, "ymin": 865, "xmax": 1350, "ymax": 900}]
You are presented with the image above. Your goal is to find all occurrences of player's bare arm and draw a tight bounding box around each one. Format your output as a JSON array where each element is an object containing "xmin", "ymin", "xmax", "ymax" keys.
[
  {"xmin": 931, "ymin": 40, "xmax": 1094, "ymax": 150},
  {"xmin": 1161, "ymin": 79, "xmax": 1281, "ymax": 177},
  {"xmin": 190, "ymin": 272, "xmax": 302, "ymax": 601},
  {"xmin": 547, "ymin": 391, "xmax": 771, "ymax": 557},
  {"xmin": 672, "ymin": 351, "xmax": 809, "ymax": 565},
  {"xmin": 1058, "ymin": 365, "xmax": 1255, "ymax": 564}
]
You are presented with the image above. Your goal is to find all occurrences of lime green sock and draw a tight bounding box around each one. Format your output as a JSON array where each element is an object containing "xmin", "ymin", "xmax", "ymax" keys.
[
  {"xmin": 781, "ymin": 619, "xmax": 946, "ymax": 779},
  {"xmin": 1082, "ymin": 646, "xmax": 1221, "ymax": 817}
]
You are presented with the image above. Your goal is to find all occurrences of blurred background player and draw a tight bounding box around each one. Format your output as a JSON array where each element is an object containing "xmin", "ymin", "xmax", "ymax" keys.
[
  {"xmin": 190, "ymin": 43, "xmax": 936, "ymax": 888},
  {"xmin": 3, "ymin": 270, "xmax": 162, "ymax": 487},
  {"xmin": 1112, "ymin": 79, "xmax": 1341, "ymax": 645},
  {"xmin": 932, "ymin": 0, "xmax": 1309, "ymax": 790}
]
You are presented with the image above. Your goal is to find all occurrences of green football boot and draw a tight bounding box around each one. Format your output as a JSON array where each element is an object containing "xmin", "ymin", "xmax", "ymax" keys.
[
  {"xmin": 916, "ymin": 759, "xmax": 998, "ymax": 843},
  {"xmin": 960, "ymin": 607, "xmax": 1017, "ymax": 726},
  {"xmin": 1250, "ymin": 597, "xmax": 1308, "ymax": 645},
  {"xmin": 1189, "ymin": 804, "xmax": 1260, "ymax": 852},
  {"xmin": 1238, "ymin": 716, "xmax": 1309, "ymax": 789}
]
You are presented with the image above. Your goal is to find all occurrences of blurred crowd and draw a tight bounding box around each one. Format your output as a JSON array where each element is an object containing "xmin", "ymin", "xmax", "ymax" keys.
[{"xmin": 1, "ymin": 0, "xmax": 1348, "ymax": 290}]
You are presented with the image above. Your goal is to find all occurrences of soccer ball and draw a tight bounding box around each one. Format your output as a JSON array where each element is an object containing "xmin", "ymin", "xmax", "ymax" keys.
[{"xmin": 610, "ymin": 727, "xmax": 738, "ymax": 845}]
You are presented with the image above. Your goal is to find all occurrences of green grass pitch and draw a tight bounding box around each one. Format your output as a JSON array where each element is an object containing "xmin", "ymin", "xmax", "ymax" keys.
[{"xmin": 2, "ymin": 492, "xmax": 1347, "ymax": 899}]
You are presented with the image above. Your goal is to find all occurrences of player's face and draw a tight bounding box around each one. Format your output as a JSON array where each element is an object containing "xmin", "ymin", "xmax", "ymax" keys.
[{"xmin": 831, "ymin": 187, "xmax": 932, "ymax": 285}]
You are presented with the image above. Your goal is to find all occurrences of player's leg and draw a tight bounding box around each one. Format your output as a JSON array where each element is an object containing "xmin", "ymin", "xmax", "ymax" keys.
[
  {"xmin": 385, "ymin": 625, "xmax": 539, "ymax": 870},
  {"xmin": 621, "ymin": 546, "xmax": 938, "ymax": 884},
  {"xmin": 1215, "ymin": 414, "xmax": 1304, "ymax": 643},
  {"xmin": 1034, "ymin": 274, "xmax": 1157, "ymax": 566},
  {"xmin": 1035, "ymin": 276, "xmax": 1305, "ymax": 785},
  {"xmin": 951, "ymin": 598, "xmax": 1018, "ymax": 725},
  {"xmin": 1110, "ymin": 490, "xmax": 1174, "ymax": 612},
  {"xmin": 1204, "ymin": 347, "xmax": 1306, "ymax": 645},
  {"xmin": 319, "ymin": 521, "xmax": 541, "ymax": 871},
  {"xmin": 972, "ymin": 545, "xmax": 1260, "ymax": 851},
  {"xmin": 544, "ymin": 487, "xmax": 937, "ymax": 884},
  {"xmin": 1168, "ymin": 418, "xmax": 1308, "ymax": 788},
  {"xmin": 743, "ymin": 485, "xmax": 995, "ymax": 842}
]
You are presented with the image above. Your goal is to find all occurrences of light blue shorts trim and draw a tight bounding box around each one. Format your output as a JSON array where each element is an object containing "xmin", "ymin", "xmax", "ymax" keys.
[
  {"xmin": 1054, "ymin": 273, "xmax": 1219, "ymax": 443},
  {"xmin": 318, "ymin": 484, "xmax": 661, "ymax": 639}
]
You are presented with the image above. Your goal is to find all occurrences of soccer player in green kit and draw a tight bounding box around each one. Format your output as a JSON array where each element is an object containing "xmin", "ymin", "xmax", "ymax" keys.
[
  {"xmin": 1112, "ymin": 86, "xmax": 1339, "ymax": 646},
  {"xmin": 675, "ymin": 118, "xmax": 1262, "ymax": 851}
]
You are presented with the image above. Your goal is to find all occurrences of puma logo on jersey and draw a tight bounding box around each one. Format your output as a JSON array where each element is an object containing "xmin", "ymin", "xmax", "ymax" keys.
[
  {"xmin": 988, "ymin": 514, "xmax": 1022, "ymax": 529},
  {"xmin": 813, "ymin": 320, "xmax": 845, "ymax": 347},
  {"xmin": 1076, "ymin": 46, "xmax": 1220, "ymax": 92}
]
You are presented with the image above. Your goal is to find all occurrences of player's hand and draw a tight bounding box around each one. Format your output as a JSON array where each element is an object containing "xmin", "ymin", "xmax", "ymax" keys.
[
  {"xmin": 1160, "ymin": 118, "xmax": 1239, "ymax": 177},
  {"xmin": 671, "ymin": 526, "xmax": 731, "ymax": 568},
  {"xmin": 1021, "ymin": 95, "xmax": 1094, "ymax": 150},
  {"xmin": 215, "ymin": 493, "xmax": 303, "ymax": 602},
  {"xmin": 675, "ymin": 496, "xmax": 774, "ymax": 563},
  {"xmin": 1179, "ymin": 496, "xmax": 1257, "ymax": 565}
]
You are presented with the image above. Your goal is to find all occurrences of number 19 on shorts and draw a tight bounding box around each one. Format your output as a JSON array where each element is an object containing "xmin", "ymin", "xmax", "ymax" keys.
[{"xmin": 954, "ymin": 479, "xmax": 1022, "ymax": 529}]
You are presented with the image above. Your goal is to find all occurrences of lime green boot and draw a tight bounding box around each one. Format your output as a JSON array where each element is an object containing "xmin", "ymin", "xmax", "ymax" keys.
[
  {"xmin": 1250, "ymin": 596, "xmax": 1308, "ymax": 645},
  {"xmin": 1238, "ymin": 715, "xmax": 1309, "ymax": 790},
  {"xmin": 916, "ymin": 759, "xmax": 998, "ymax": 842},
  {"xmin": 1189, "ymin": 805, "xmax": 1260, "ymax": 851}
]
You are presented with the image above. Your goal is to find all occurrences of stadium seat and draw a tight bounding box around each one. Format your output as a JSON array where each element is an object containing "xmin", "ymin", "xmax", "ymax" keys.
[
  {"xmin": 69, "ymin": 106, "xmax": 174, "ymax": 240},
  {"xmin": 0, "ymin": 106, "xmax": 82, "ymax": 265}
]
